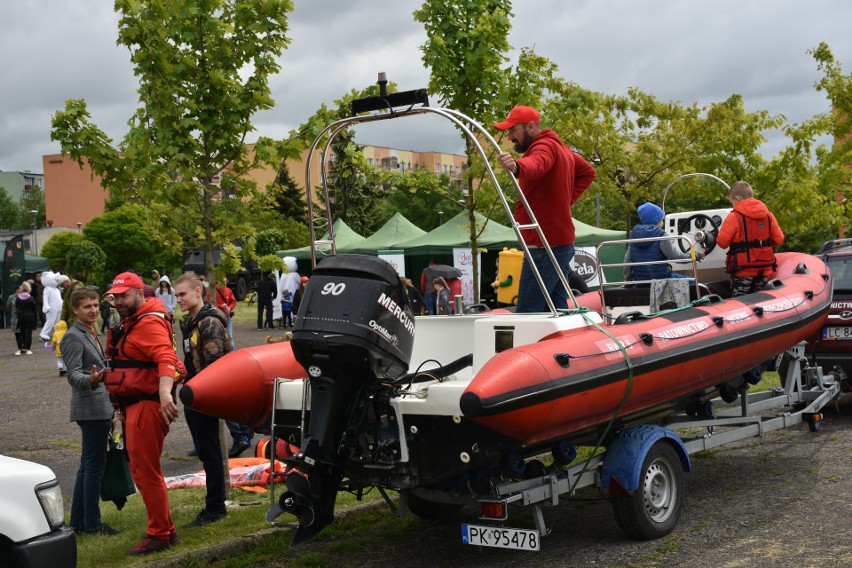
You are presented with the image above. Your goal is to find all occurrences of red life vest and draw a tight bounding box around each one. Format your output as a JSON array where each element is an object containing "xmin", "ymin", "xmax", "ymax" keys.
[
  {"xmin": 104, "ymin": 311, "xmax": 176, "ymax": 406},
  {"xmin": 725, "ymin": 212, "xmax": 776, "ymax": 274}
]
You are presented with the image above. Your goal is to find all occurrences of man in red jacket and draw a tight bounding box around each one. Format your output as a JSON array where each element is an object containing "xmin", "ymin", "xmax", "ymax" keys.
[
  {"xmin": 495, "ymin": 105, "xmax": 596, "ymax": 312},
  {"xmin": 104, "ymin": 272, "xmax": 186, "ymax": 556},
  {"xmin": 214, "ymin": 278, "xmax": 237, "ymax": 351},
  {"xmin": 716, "ymin": 181, "xmax": 784, "ymax": 297}
]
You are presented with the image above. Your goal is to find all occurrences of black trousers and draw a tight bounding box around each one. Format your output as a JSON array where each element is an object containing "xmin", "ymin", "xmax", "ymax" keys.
[{"xmin": 183, "ymin": 406, "xmax": 226, "ymax": 515}]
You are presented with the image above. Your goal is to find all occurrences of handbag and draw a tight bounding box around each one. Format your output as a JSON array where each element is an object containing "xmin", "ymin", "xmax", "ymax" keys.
[{"xmin": 100, "ymin": 430, "xmax": 136, "ymax": 510}]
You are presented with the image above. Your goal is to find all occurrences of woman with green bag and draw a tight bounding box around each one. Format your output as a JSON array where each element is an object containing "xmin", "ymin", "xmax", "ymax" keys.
[{"xmin": 61, "ymin": 286, "xmax": 119, "ymax": 536}]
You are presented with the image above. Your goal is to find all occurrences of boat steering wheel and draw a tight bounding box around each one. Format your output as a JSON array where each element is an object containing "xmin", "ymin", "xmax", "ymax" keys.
[{"xmin": 676, "ymin": 213, "xmax": 719, "ymax": 255}]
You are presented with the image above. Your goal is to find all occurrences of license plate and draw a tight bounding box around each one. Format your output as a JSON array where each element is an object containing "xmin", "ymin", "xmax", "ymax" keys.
[
  {"xmin": 822, "ymin": 326, "xmax": 852, "ymax": 340},
  {"xmin": 461, "ymin": 523, "xmax": 540, "ymax": 551}
]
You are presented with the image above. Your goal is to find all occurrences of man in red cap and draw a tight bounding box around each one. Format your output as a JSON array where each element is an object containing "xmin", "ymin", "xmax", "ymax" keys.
[
  {"xmin": 494, "ymin": 105, "xmax": 596, "ymax": 312},
  {"xmin": 102, "ymin": 271, "xmax": 186, "ymax": 556}
]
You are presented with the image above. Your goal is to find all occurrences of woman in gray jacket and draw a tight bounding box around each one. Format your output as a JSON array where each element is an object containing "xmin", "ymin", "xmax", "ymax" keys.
[{"xmin": 60, "ymin": 286, "xmax": 118, "ymax": 536}]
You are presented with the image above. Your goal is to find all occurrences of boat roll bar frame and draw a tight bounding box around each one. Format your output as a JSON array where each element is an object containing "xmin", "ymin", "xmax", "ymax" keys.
[
  {"xmin": 661, "ymin": 172, "xmax": 731, "ymax": 213},
  {"xmin": 301, "ymin": 78, "xmax": 578, "ymax": 316}
]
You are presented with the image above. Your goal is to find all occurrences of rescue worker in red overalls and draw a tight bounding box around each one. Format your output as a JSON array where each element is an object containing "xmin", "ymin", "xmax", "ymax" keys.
[
  {"xmin": 717, "ymin": 181, "xmax": 785, "ymax": 297},
  {"xmin": 103, "ymin": 272, "xmax": 186, "ymax": 556}
]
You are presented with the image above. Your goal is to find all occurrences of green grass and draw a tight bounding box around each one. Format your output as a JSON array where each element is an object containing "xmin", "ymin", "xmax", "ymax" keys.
[{"xmin": 74, "ymin": 484, "xmax": 385, "ymax": 567}]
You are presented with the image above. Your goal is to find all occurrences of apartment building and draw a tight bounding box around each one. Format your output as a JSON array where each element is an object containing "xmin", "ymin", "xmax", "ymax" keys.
[
  {"xmin": 42, "ymin": 144, "xmax": 468, "ymax": 227},
  {"xmin": 0, "ymin": 170, "xmax": 43, "ymax": 202}
]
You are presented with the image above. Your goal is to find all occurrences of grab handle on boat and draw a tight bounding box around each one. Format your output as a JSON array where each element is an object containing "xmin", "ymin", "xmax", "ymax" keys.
[{"xmin": 614, "ymin": 311, "xmax": 645, "ymax": 325}]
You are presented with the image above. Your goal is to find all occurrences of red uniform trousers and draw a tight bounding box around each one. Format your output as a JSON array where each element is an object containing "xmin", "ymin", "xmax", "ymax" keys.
[{"xmin": 124, "ymin": 400, "xmax": 175, "ymax": 540}]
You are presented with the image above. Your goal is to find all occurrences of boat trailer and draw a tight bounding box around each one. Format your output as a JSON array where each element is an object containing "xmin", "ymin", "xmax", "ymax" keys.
[{"xmin": 265, "ymin": 341, "xmax": 842, "ymax": 551}]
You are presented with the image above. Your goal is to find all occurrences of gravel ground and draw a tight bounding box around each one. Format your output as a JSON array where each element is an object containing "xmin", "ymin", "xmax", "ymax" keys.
[
  {"xmin": 0, "ymin": 320, "xmax": 277, "ymax": 499},
  {"xmin": 2, "ymin": 320, "xmax": 850, "ymax": 567},
  {"xmin": 322, "ymin": 408, "xmax": 852, "ymax": 568}
]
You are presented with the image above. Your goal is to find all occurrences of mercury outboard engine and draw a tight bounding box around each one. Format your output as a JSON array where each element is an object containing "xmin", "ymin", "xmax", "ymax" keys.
[{"xmin": 283, "ymin": 254, "xmax": 415, "ymax": 545}]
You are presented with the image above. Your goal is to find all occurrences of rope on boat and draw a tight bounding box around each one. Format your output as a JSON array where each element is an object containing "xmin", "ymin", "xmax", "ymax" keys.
[{"xmin": 560, "ymin": 308, "xmax": 637, "ymax": 494}]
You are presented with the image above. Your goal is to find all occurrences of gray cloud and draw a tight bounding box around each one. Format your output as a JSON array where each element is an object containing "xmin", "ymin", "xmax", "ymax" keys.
[{"xmin": 1, "ymin": 0, "xmax": 850, "ymax": 173}]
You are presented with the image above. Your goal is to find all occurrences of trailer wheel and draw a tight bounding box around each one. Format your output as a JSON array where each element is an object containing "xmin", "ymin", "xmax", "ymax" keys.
[
  {"xmin": 406, "ymin": 493, "xmax": 463, "ymax": 520},
  {"xmin": 612, "ymin": 441, "xmax": 684, "ymax": 540}
]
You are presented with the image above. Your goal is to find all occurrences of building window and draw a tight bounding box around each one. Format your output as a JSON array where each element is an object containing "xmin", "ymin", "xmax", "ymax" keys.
[
  {"xmin": 367, "ymin": 158, "xmax": 373, "ymax": 166},
  {"xmin": 435, "ymin": 163, "xmax": 441, "ymax": 173}
]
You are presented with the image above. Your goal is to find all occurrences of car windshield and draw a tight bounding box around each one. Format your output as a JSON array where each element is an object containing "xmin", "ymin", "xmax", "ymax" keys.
[{"xmin": 827, "ymin": 256, "xmax": 852, "ymax": 289}]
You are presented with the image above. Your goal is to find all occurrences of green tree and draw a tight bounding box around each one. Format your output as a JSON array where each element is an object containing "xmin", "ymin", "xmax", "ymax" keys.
[
  {"xmin": 323, "ymin": 132, "xmax": 387, "ymax": 235},
  {"xmin": 414, "ymin": 0, "xmax": 515, "ymax": 301},
  {"xmin": 40, "ymin": 231, "xmax": 85, "ymax": 272},
  {"xmin": 51, "ymin": 0, "xmax": 294, "ymax": 279},
  {"xmin": 269, "ymin": 164, "xmax": 307, "ymax": 222},
  {"xmin": 257, "ymin": 253, "xmax": 285, "ymax": 273},
  {"xmin": 255, "ymin": 228, "xmax": 289, "ymax": 257},
  {"xmin": 376, "ymin": 169, "xmax": 467, "ymax": 230},
  {"xmin": 0, "ymin": 186, "xmax": 21, "ymax": 230},
  {"xmin": 82, "ymin": 203, "xmax": 160, "ymax": 278},
  {"xmin": 66, "ymin": 240, "xmax": 107, "ymax": 284}
]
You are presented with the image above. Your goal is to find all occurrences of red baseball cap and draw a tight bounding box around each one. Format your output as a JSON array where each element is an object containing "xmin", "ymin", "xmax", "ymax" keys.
[
  {"xmin": 108, "ymin": 272, "xmax": 144, "ymax": 295},
  {"xmin": 493, "ymin": 106, "xmax": 540, "ymax": 130}
]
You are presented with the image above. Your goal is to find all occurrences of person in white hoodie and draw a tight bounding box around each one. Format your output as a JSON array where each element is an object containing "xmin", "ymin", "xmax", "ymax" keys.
[
  {"xmin": 278, "ymin": 257, "xmax": 300, "ymax": 328},
  {"xmin": 154, "ymin": 275, "xmax": 176, "ymax": 316},
  {"xmin": 39, "ymin": 271, "xmax": 63, "ymax": 342}
]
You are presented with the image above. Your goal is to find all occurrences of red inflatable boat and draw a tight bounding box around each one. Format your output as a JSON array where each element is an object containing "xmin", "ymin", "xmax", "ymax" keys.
[{"xmin": 178, "ymin": 98, "xmax": 833, "ymax": 545}]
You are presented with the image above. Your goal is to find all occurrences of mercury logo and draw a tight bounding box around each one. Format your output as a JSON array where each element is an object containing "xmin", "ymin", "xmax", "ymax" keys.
[{"xmin": 376, "ymin": 292, "xmax": 415, "ymax": 335}]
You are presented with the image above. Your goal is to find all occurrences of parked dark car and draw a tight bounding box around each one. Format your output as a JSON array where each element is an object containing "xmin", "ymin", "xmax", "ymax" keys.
[{"xmin": 808, "ymin": 239, "xmax": 852, "ymax": 375}]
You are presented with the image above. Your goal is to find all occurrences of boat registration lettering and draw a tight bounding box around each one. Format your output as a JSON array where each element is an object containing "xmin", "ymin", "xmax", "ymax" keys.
[
  {"xmin": 657, "ymin": 321, "xmax": 709, "ymax": 341},
  {"xmin": 760, "ymin": 298, "xmax": 802, "ymax": 312},
  {"xmin": 725, "ymin": 310, "xmax": 751, "ymax": 323},
  {"xmin": 462, "ymin": 523, "xmax": 539, "ymax": 551},
  {"xmin": 598, "ymin": 337, "xmax": 634, "ymax": 356}
]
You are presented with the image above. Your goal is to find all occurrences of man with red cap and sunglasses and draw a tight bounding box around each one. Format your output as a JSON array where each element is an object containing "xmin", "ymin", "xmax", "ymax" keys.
[
  {"xmin": 102, "ymin": 271, "xmax": 186, "ymax": 556},
  {"xmin": 494, "ymin": 105, "xmax": 596, "ymax": 312}
]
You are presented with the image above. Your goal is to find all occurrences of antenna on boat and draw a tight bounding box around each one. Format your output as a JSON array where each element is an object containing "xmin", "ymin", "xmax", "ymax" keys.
[
  {"xmin": 377, "ymin": 71, "xmax": 388, "ymax": 97},
  {"xmin": 349, "ymin": 72, "xmax": 430, "ymax": 116}
]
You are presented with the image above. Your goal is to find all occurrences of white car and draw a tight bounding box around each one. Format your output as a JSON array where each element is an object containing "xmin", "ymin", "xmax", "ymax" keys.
[{"xmin": 0, "ymin": 455, "xmax": 76, "ymax": 567}]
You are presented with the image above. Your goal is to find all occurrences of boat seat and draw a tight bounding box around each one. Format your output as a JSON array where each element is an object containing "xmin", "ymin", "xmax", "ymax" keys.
[{"xmin": 603, "ymin": 285, "xmax": 700, "ymax": 307}]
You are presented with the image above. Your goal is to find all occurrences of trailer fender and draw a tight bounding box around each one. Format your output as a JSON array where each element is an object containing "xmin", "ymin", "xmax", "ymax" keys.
[{"xmin": 601, "ymin": 425, "xmax": 691, "ymax": 494}]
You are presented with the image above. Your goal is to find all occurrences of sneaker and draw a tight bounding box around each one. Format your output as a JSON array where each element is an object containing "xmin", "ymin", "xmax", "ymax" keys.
[
  {"xmin": 184, "ymin": 509, "xmax": 227, "ymax": 528},
  {"xmin": 25, "ymin": 350, "xmax": 33, "ymax": 355},
  {"xmin": 59, "ymin": 370, "xmax": 67, "ymax": 376},
  {"xmin": 187, "ymin": 448, "xmax": 198, "ymax": 457},
  {"xmin": 127, "ymin": 536, "xmax": 171, "ymax": 556},
  {"xmin": 228, "ymin": 439, "xmax": 250, "ymax": 458},
  {"xmin": 86, "ymin": 523, "xmax": 120, "ymax": 536},
  {"xmin": 14, "ymin": 350, "xmax": 21, "ymax": 356}
]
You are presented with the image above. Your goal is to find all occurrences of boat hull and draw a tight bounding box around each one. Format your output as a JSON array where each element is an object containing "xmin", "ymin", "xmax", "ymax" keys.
[
  {"xmin": 181, "ymin": 252, "xmax": 830, "ymax": 482},
  {"xmin": 179, "ymin": 342, "xmax": 307, "ymax": 429},
  {"xmin": 460, "ymin": 252, "xmax": 831, "ymax": 446}
]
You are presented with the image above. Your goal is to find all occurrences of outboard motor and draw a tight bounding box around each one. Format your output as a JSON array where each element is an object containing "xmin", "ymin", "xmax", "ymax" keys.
[{"xmin": 284, "ymin": 254, "xmax": 415, "ymax": 545}]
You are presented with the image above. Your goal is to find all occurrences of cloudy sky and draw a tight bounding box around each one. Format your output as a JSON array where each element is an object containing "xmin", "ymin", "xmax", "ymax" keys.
[{"xmin": 2, "ymin": 0, "xmax": 850, "ymax": 174}]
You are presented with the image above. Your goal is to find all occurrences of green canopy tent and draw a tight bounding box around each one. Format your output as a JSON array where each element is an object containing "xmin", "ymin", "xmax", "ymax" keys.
[
  {"xmin": 392, "ymin": 211, "xmax": 518, "ymax": 256},
  {"xmin": 571, "ymin": 218, "xmax": 626, "ymax": 285},
  {"xmin": 348, "ymin": 212, "xmax": 426, "ymax": 255},
  {"xmin": 394, "ymin": 212, "xmax": 626, "ymax": 290},
  {"xmin": 25, "ymin": 254, "xmax": 50, "ymax": 274},
  {"xmin": 276, "ymin": 218, "xmax": 366, "ymax": 261}
]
